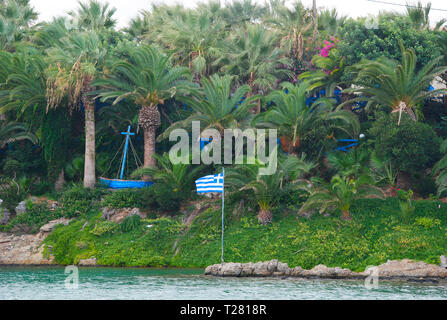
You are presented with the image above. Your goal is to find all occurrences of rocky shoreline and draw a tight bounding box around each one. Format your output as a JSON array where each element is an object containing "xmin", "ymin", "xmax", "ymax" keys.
[
  {"xmin": 2, "ymin": 217, "xmax": 447, "ymax": 282},
  {"xmin": 205, "ymin": 259, "xmax": 447, "ymax": 282},
  {"xmin": 0, "ymin": 218, "xmax": 71, "ymax": 265}
]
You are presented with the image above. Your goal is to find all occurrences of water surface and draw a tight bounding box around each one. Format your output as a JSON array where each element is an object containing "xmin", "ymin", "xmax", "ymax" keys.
[{"xmin": 1, "ymin": 266, "xmax": 446, "ymax": 300}]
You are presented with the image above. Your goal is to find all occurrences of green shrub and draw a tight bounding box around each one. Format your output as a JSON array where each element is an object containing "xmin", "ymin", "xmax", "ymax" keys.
[
  {"xmin": 3, "ymin": 202, "xmax": 64, "ymax": 233},
  {"xmin": 119, "ymin": 214, "xmax": 142, "ymax": 233},
  {"xmin": 414, "ymin": 217, "xmax": 441, "ymax": 229},
  {"xmin": 90, "ymin": 220, "xmax": 118, "ymax": 236},
  {"xmin": 0, "ymin": 179, "xmax": 25, "ymax": 211},
  {"xmin": 151, "ymin": 184, "xmax": 183, "ymax": 212},
  {"xmin": 414, "ymin": 175, "xmax": 437, "ymax": 198},
  {"xmin": 59, "ymin": 184, "xmax": 107, "ymax": 203},
  {"xmin": 369, "ymin": 113, "xmax": 441, "ymax": 176},
  {"xmin": 101, "ymin": 188, "xmax": 154, "ymax": 209}
]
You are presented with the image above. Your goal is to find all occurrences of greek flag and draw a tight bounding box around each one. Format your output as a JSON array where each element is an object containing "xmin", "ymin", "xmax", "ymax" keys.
[{"xmin": 195, "ymin": 173, "xmax": 224, "ymax": 193}]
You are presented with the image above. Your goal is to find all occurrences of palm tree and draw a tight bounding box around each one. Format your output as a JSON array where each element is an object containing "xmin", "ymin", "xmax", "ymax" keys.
[
  {"xmin": 0, "ymin": 47, "xmax": 46, "ymax": 123},
  {"xmin": 93, "ymin": 45, "xmax": 194, "ymax": 168},
  {"xmin": 155, "ymin": 10, "xmax": 225, "ymax": 78},
  {"xmin": 36, "ymin": 22, "xmax": 107, "ymax": 188},
  {"xmin": 0, "ymin": 0, "xmax": 38, "ymax": 51},
  {"xmin": 299, "ymin": 174, "xmax": 384, "ymax": 220},
  {"xmin": 406, "ymin": 1, "xmax": 446, "ymax": 30},
  {"xmin": 68, "ymin": 0, "xmax": 117, "ymax": 32},
  {"xmin": 158, "ymin": 74, "xmax": 258, "ymax": 141},
  {"xmin": 342, "ymin": 44, "xmax": 447, "ymax": 125},
  {"xmin": 318, "ymin": 8, "xmax": 346, "ymax": 36},
  {"xmin": 0, "ymin": 120, "xmax": 37, "ymax": 147},
  {"xmin": 264, "ymin": 0, "xmax": 313, "ymax": 62},
  {"xmin": 223, "ymin": 0, "xmax": 266, "ymax": 27},
  {"xmin": 215, "ymin": 24, "xmax": 292, "ymax": 113},
  {"xmin": 226, "ymin": 152, "xmax": 315, "ymax": 224},
  {"xmin": 131, "ymin": 153, "xmax": 203, "ymax": 196},
  {"xmin": 253, "ymin": 81, "xmax": 360, "ymax": 154}
]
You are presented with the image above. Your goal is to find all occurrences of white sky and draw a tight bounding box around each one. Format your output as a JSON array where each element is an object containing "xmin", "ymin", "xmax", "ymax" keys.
[{"xmin": 29, "ymin": 0, "xmax": 447, "ymax": 29}]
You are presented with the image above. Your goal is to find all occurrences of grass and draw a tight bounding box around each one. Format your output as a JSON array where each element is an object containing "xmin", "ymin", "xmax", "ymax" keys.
[{"xmin": 41, "ymin": 197, "xmax": 447, "ymax": 272}]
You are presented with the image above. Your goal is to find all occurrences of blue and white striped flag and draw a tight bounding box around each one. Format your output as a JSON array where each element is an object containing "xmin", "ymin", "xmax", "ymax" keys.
[{"xmin": 195, "ymin": 173, "xmax": 224, "ymax": 193}]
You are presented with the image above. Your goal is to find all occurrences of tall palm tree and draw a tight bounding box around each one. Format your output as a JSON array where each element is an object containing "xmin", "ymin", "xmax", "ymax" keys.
[
  {"xmin": 299, "ymin": 174, "xmax": 384, "ymax": 220},
  {"xmin": 216, "ymin": 24, "xmax": 292, "ymax": 113},
  {"xmin": 253, "ymin": 81, "xmax": 360, "ymax": 154},
  {"xmin": 264, "ymin": 0, "xmax": 313, "ymax": 62},
  {"xmin": 318, "ymin": 8, "xmax": 346, "ymax": 36},
  {"xmin": 36, "ymin": 21, "xmax": 107, "ymax": 188},
  {"xmin": 159, "ymin": 74, "xmax": 258, "ymax": 141},
  {"xmin": 93, "ymin": 45, "xmax": 194, "ymax": 168},
  {"xmin": 155, "ymin": 10, "xmax": 225, "ymax": 78},
  {"xmin": 406, "ymin": 1, "xmax": 446, "ymax": 30},
  {"xmin": 0, "ymin": 0, "xmax": 37, "ymax": 51},
  {"xmin": 342, "ymin": 44, "xmax": 447, "ymax": 125},
  {"xmin": 68, "ymin": 0, "xmax": 117, "ymax": 32}
]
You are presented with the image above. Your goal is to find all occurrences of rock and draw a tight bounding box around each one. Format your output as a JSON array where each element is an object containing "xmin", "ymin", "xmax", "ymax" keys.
[
  {"xmin": 0, "ymin": 207, "xmax": 13, "ymax": 225},
  {"xmin": 204, "ymin": 259, "xmax": 447, "ymax": 281},
  {"xmin": 15, "ymin": 201, "xmax": 27, "ymax": 215},
  {"xmin": 101, "ymin": 207, "xmax": 146, "ymax": 223},
  {"xmin": 0, "ymin": 231, "xmax": 54, "ymax": 265},
  {"xmin": 220, "ymin": 262, "xmax": 242, "ymax": 277},
  {"xmin": 376, "ymin": 259, "xmax": 447, "ymax": 278},
  {"xmin": 253, "ymin": 261, "xmax": 271, "ymax": 276},
  {"xmin": 240, "ymin": 262, "xmax": 255, "ymax": 276},
  {"xmin": 78, "ymin": 257, "xmax": 97, "ymax": 266},
  {"xmin": 290, "ymin": 266, "xmax": 304, "ymax": 277},
  {"xmin": 39, "ymin": 218, "xmax": 72, "ymax": 233},
  {"xmin": 441, "ymin": 256, "xmax": 447, "ymax": 269}
]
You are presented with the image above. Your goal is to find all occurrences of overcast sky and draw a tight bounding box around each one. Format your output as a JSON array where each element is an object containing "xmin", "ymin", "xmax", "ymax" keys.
[{"xmin": 29, "ymin": 0, "xmax": 447, "ymax": 29}]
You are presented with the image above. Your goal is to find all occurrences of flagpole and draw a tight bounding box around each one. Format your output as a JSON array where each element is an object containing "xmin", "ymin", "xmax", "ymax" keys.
[{"xmin": 221, "ymin": 166, "xmax": 225, "ymax": 264}]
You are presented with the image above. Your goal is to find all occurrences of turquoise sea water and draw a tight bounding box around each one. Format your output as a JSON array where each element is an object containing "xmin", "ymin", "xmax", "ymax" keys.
[{"xmin": 0, "ymin": 266, "xmax": 446, "ymax": 300}]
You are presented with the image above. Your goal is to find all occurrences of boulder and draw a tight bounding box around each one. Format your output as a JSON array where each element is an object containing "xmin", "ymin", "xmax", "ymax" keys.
[
  {"xmin": 78, "ymin": 257, "xmax": 97, "ymax": 266},
  {"xmin": 290, "ymin": 266, "xmax": 304, "ymax": 277},
  {"xmin": 220, "ymin": 262, "xmax": 242, "ymax": 277},
  {"xmin": 376, "ymin": 259, "xmax": 447, "ymax": 278},
  {"xmin": 39, "ymin": 218, "xmax": 72, "ymax": 233},
  {"xmin": 240, "ymin": 262, "xmax": 255, "ymax": 276},
  {"xmin": 0, "ymin": 207, "xmax": 13, "ymax": 225},
  {"xmin": 15, "ymin": 201, "xmax": 27, "ymax": 215},
  {"xmin": 440, "ymin": 256, "xmax": 447, "ymax": 269},
  {"xmin": 253, "ymin": 261, "xmax": 271, "ymax": 276},
  {"xmin": 204, "ymin": 264, "xmax": 221, "ymax": 276},
  {"xmin": 101, "ymin": 207, "xmax": 145, "ymax": 223}
]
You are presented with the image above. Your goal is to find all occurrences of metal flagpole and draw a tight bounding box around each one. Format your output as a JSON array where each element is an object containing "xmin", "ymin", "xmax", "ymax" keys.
[{"xmin": 221, "ymin": 167, "xmax": 225, "ymax": 264}]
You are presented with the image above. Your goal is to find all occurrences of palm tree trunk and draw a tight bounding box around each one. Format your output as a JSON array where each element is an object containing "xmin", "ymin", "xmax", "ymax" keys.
[
  {"xmin": 83, "ymin": 100, "xmax": 96, "ymax": 188},
  {"xmin": 341, "ymin": 209, "xmax": 351, "ymax": 220},
  {"xmin": 143, "ymin": 126, "xmax": 157, "ymax": 168},
  {"xmin": 139, "ymin": 104, "xmax": 161, "ymax": 168},
  {"xmin": 258, "ymin": 208, "xmax": 272, "ymax": 224},
  {"xmin": 312, "ymin": 0, "xmax": 318, "ymax": 43},
  {"xmin": 55, "ymin": 169, "xmax": 65, "ymax": 192}
]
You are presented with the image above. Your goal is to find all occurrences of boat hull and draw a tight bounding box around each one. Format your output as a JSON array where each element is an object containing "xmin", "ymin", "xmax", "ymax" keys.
[{"xmin": 99, "ymin": 177, "xmax": 154, "ymax": 189}]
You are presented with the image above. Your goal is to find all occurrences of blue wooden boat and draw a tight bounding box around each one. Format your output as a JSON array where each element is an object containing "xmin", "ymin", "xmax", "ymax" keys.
[
  {"xmin": 99, "ymin": 125, "xmax": 154, "ymax": 189},
  {"xmin": 99, "ymin": 177, "xmax": 153, "ymax": 189}
]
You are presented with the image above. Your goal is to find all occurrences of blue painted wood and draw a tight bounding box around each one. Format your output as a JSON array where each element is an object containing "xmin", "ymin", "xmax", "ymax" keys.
[
  {"xmin": 99, "ymin": 178, "xmax": 153, "ymax": 189},
  {"xmin": 120, "ymin": 125, "xmax": 135, "ymax": 180}
]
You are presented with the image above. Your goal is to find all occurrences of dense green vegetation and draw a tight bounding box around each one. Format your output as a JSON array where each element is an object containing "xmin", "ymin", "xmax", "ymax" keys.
[
  {"xmin": 36, "ymin": 189, "xmax": 447, "ymax": 271},
  {"xmin": 1, "ymin": 0, "xmax": 447, "ymax": 269}
]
